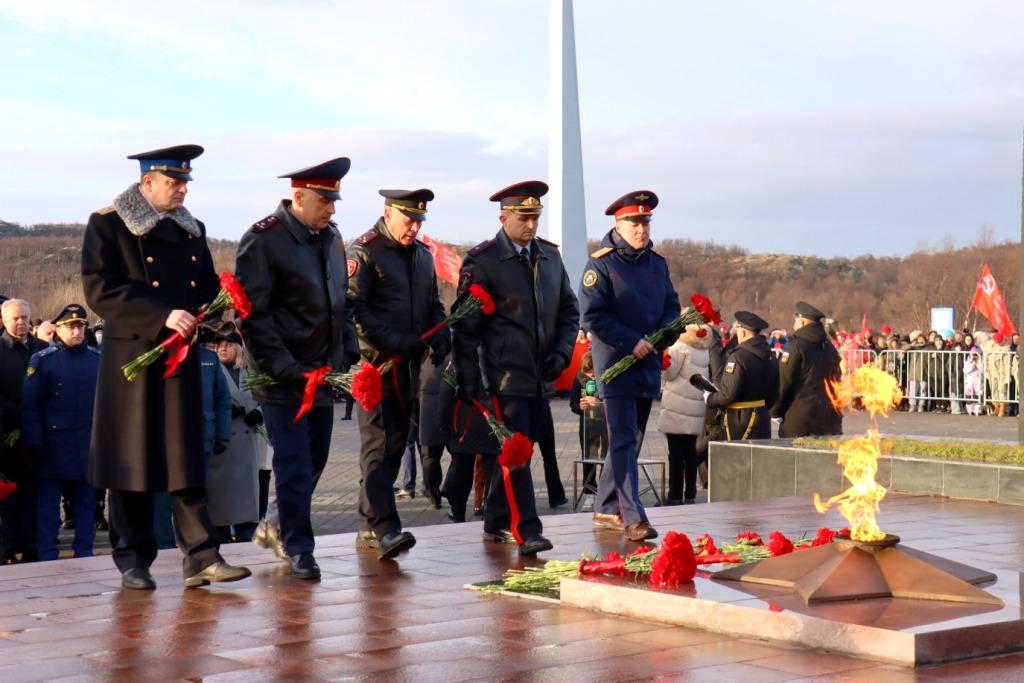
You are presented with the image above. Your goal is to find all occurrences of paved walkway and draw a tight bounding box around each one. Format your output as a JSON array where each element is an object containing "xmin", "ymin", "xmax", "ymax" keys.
[{"xmin": 60, "ymin": 398, "xmax": 1021, "ymax": 554}]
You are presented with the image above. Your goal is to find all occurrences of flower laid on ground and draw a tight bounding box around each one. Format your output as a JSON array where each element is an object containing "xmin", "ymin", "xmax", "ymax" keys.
[
  {"xmin": 695, "ymin": 533, "xmax": 719, "ymax": 556},
  {"xmin": 767, "ymin": 531, "xmax": 795, "ymax": 556},
  {"xmin": 602, "ymin": 294, "xmax": 717, "ymax": 384},
  {"xmin": 122, "ymin": 272, "xmax": 252, "ymax": 381},
  {"xmin": 736, "ymin": 531, "xmax": 763, "ymax": 546},
  {"xmin": 649, "ymin": 532, "xmax": 697, "ymax": 587}
]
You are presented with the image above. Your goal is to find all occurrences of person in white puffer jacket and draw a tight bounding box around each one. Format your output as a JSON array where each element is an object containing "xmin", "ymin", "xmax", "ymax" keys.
[{"xmin": 657, "ymin": 323, "xmax": 714, "ymax": 504}]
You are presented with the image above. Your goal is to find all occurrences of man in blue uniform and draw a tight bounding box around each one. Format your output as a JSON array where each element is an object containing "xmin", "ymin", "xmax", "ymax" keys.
[
  {"xmin": 579, "ymin": 191, "xmax": 681, "ymax": 542},
  {"xmin": 22, "ymin": 304, "xmax": 100, "ymax": 560},
  {"xmin": 235, "ymin": 158, "xmax": 360, "ymax": 579}
]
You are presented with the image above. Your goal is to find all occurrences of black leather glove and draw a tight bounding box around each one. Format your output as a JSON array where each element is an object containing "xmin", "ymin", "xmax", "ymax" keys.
[
  {"xmin": 243, "ymin": 409, "xmax": 263, "ymax": 427},
  {"xmin": 279, "ymin": 364, "xmax": 305, "ymax": 384},
  {"xmin": 428, "ymin": 334, "xmax": 451, "ymax": 367},
  {"xmin": 542, "ymin": 352, "xmax": 568, "ymax": 382},
  {"xmin": 213, "ymin": 439, "xmax": 229, "ymax": 455},
  {"xmin": 231, "ymin": 404, "xmax": 246, "ymax": 420},
  {"xmin": 455, "ymin": 384, "xmax": 481, "ymax": 404}
]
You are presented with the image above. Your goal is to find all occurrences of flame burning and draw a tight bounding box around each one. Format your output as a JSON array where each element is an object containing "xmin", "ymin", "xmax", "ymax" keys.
[{"xmin": 815, "ymin": 365, "xmax": 903, "ymax": 542}]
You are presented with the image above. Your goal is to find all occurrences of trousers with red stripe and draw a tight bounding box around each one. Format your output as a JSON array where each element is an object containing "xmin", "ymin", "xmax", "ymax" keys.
[{"xmin": 482, "ymin": 396, "xmax": 544, "ymax": 542}]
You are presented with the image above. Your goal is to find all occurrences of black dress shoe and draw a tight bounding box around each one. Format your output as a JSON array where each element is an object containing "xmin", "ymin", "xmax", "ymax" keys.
[
  {"xmin": 378, "ymin": 530, "xmax": 416, "ymax": 560},
  {"xmin": 290, "ymin": 553, "xmax": 321, "ymax": 580},
  {"xmin": 95, "ymin": 518, "xmax": 109, "ymax": 532},
  {"xmin": 355, "ymin": 529, "xmax": 379, "ymax": 550},
  {"xmin": 0, "ymin": 550, "xmax": 18, "ymax": 565},
  {"xmin": 184, "ymin": 560, "xmax": 252, "ymax": 588},
  {"xmin": 519, "ymin": 536, "xmax": 553, "ymax": 556},
  {"xmin": 122, "ymin": 567, "xmax": 156, "ymax": 590},
  {"xmin": 549, "ymin": 497, "xmax": 569, "ymax": 509}
]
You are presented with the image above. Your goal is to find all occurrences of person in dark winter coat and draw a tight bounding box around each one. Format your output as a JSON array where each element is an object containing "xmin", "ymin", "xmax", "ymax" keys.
[
  {"xmin": 0, "ymin": 298, "xmax": 47, "ymax": 564},
  {"xmin": 416, "ymin": 350, "xmax": 449, "ymax": 508},
  {"xmin": 770, "ymin": 301, "xmax": 843, "ymax": 437},
  {"xmin": 81, "ymin": 145, "xmax": 249, "ymax": 590}
]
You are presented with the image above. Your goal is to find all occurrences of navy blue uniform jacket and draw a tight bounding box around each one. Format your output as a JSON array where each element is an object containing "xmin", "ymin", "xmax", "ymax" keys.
[{"xmin": 579, "ymin": 230, "xmax": 681, "ymax": 399}]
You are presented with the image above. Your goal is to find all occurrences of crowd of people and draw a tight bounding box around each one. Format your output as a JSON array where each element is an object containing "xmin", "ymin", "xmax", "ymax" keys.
[{"xmin": 1, "ymin": 143, "xmax": 1017, "ymax": 590}]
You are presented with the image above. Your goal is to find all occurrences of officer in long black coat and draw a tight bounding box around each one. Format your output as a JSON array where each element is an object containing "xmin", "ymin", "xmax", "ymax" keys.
[
  {"xmin": 347, "ymin": 189, "xmax": 447, "ymax": 560},
  {"xmin": 771, "ymin": 301, "xmax": 843, "ymax": 437},
  {"xmin": 235, "ymin": 158, "xmax": 360, "ymax": 580},
  {"xmin": 705, "ymin": 312, "xmax": 779, "ymax": 440},
  {"xmin": 452, "ymin": 180, "xmax": 580, "ymax": 555},
  {"xmin": 81, "ymin": 145, "xmax": 250, "ymax": 589}
]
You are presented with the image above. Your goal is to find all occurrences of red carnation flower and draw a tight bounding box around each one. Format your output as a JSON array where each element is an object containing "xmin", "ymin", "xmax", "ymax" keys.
[
  {"xmin": 696, "ymin": 328, "xmax": 708, "ymax": 338},
  {"xmin": 632, "ymin": 545, "xmax": 652, "ymax": 556},
  {"xmin": 695, "ymin": 533, "xmax": 718, "ymax": 556},
  {"xmin": 350, "ymin": 363, "xmax": 383, "ymax": 411},
  {"xmin": 219, "ymin": 272, "xmax": 253, "ymax": 320},
  {"xmin": 468, "ymin": 284, "xmax": 496, "ymax": 315},
  {"xmin": 690, "ymin": 293, "xmax": 721, "ymax": 326},
  {"xmin": 812, "ymin": 527, "xmax": 838, "ymax": 547},
  {"xmin": 736, "ymin": 531, "xmax": 763, "ymax": 546},
  {"xmin": 661, "ymin": 351, "xmax": 671, "ymax": 371},
  {"xmin": 650, "ymin": 531, "xmax": 696, "ymax": 588},
  {"xmin": 767, "ymin": 531, "xmax": 794, "ymax": 556},
  {"xmin": 498, "ymin": 432, "xmax": 533, "ymax": 469},
  {"xmin": 0, "ymin": 480, "xmax": 16, "ymax": 501}
]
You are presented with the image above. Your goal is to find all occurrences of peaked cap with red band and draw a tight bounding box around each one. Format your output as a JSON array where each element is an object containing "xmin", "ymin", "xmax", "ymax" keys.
[
  {"xmin": 605, "ymin": 190, "xmax": 658, "ymax": 221},
  {"xmin": 279, "ymin": 157, "xmax": 351, "ymax": 200},
  {"xmin": 490, "ymin": 180, "xmax": 548, "ymax": 214}
]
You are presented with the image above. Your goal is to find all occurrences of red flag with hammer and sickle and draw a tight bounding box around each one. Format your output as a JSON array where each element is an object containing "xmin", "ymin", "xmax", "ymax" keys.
[{"xmin": 971, "ymin": 264, "xmax": 1016, "ymax": 336}]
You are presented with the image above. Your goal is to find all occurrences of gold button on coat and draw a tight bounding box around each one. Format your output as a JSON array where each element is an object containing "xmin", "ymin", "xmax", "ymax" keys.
[
  {"xmin": 146, "ymin": 256, "xmax": 154, "ymax": 263},
  {"xmin": 190, "ymin": 281, "xmax": 196, "ymax": 288},
  {"xmin": 191, "ymin": 256, "xmax": 197, "ymax": 262},
  {"xmin": 152, "ymin": 280, "xmax": 160, "ymax": 288}
]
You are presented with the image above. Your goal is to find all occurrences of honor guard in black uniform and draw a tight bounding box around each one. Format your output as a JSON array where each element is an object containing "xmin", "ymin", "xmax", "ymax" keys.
[
  {"xmin": 235, "ymin": 158, "xmax": 360, "ymax": 579},
  {"xmin": 82, "ymin": 145, "xmax": 250, "ymax": 589},
  {"xmin": 452, "ymin": 180, "xmax": 580, "ymax": 555},
  {"xmin": 21, "ymin": 304, "xmax": 100, "ymax": 561},
  {"xmin": 770, "ymin": 301, "xmax": 843, "ymax": 437},
  {"xmin": 347, "ymin": 188, "xmax": 447, "ymax": 560},
  {"xmin": 579, "ymin": 191, "xmax": 681, "ymax": 542},
  {"xmin": 704, "ymin": 311, "xmax": 778, "ymax": 440}
]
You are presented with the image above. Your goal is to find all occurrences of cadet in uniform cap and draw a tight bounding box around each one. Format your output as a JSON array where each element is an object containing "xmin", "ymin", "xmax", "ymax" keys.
[
  {"xmin": 581, "ymin": 190, "xmax": 681, "ymax": 541},
  {"xmin": 23, "ymin": 303, "xmax": 101, "ymax": 562},
  {"xmin": 451, "ymin": 180, "xmax": 580, "ymax": 555},
  {"xmin": 704, "ymin": 311, "xmax": 779, "ymax": 442},
  {"xmin": 235, "ymin": 157, "xmax": 360, "ymax": 579},
  {"xmin": 347, "ymin": 187, "xmax": 447, "ymax": 560},
  {"xmin": 82, "ymin": 144, "xmax": 250, "ymax": 589},
  {"xmin": 771, "ymin": 301, "xmax": 843, "ymax": 437}
]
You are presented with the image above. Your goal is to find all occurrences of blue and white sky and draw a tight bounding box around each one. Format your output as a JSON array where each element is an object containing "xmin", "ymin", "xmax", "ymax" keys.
[{"xmin": 1, "ymin": 0, "xmax": 1021, "ymax": 256}]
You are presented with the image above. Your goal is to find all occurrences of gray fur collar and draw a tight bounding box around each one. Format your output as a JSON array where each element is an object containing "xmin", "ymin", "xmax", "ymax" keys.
[{"xmin": 112, "ymin": 183, "xmax": 201, "ymax": 237}]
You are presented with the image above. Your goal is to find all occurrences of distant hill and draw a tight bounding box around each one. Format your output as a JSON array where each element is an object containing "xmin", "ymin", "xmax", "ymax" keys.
[{"xmin": 1, "ymin": 219, "xmax": 1019, "ymax": 333}]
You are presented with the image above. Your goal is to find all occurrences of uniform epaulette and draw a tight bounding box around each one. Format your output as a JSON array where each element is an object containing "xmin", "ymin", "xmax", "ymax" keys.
[
  {"xmin": 536, "ymin": 236, "xmax": 559, "ymax": 247},
  {"xmin": 36, "ymin": 346, "xmax": 57, "ymax": 359},
  {"xmin": 251, "ymin": 215, "xmax": 278, "ymax": 232},
  {"xmin": 468, "ymin": 240, "xmax": 495, "ymax": 257},
  {"xmin": 87, "ymin": 345, "xmax": 101, "ymax": 355},
  {"xmin": 590, "ymin": 246, "xmax": 613, "ymax": 259},
  {"xmin": 356, "ymin": 228, "xmax": 379, "ymax": 246},
  {"xmin": 96, "ymin": 205, "xmax": 115, "ymax": 215}
]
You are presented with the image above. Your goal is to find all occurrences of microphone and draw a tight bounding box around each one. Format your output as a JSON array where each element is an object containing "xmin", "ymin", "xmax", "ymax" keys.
[
  {"xmin": 689, "ymin": 374, "xmax": 719, "ymax": 393},
  {"xmin": 585, "ymin": 379, "xmax": 597, "ymax": 397}
]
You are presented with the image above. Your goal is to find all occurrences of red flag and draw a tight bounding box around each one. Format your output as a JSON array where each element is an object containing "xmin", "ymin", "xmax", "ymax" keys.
[
  {"xmin": 971, "ymin": 264, "xmax": 1016, "ymax": 336},
  {"xmin": 420, "ymin": 235, "xmax": 463, "ymax": 286}
]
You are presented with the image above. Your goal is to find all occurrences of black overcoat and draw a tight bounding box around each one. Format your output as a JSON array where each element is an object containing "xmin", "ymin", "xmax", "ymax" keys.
[
  {"xmin": 771, "ymin": 322, "xmax": 843, "ymax": 438},
  {"xmin": 81, "ymin": 186, "xmax": 219, "ymax": 491}
]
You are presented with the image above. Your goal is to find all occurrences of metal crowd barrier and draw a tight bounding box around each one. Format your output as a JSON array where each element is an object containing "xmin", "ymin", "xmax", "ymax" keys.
[{"xmin": 874, "ymin": 349, "xmax": 1018, "ymax": 412}]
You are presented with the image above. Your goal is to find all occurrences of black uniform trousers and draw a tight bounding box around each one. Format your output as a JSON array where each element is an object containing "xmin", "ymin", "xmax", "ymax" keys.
[
  {"xmin": 483, "ymin": 396, "xmax": 543, "ymax": 542},
  {"xmin": 440, "ymin": 451, "xmax": 478, "ymax": 522},
  {"xmin": 420, "ymin": 444, "xmax": 445, "ymax": 506},
  {"xmin": 724, "ymin": 406, "xmax": 772, "ymax": 441},
  {"xmin": 664, "ymin": 433, "xmax": 699, "ymax": 501},
  {"xmin": 358, "ymin": 395, "xmax": 414, "ymax": 536},
  {"xmin": 108, "ymin": 487, "xmax": 220, "ymax": 576},
  {"xmin": 536, "ymin": 401, "xmax": 567, "ymax": 505},
  {"xmin": 263, "ymin": 403, "xmax": 334, "ymax": 556}
]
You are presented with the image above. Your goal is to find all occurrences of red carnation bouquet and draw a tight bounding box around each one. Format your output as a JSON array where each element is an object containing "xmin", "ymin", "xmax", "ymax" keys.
[
  {"xmin": 243, "ymin": 362, "xmax": 384, "ymax": 423},
  {"xmin": 601, "ymin": 294, "xmax": 720, "ymax": 384},
  {"xmin": 469, "ymin": 398, "xmax": 534, "ymax": 544},
  {"xmin": 122, "ymin": 272, "xmax": 252, "ymax": 381}
]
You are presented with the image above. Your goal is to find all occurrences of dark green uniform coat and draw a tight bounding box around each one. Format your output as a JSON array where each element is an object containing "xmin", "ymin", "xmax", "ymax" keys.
[
  {"xmin": 771, "ymin": 322, "xmax": 843, "ymax": 437},
  {"xmin": 705, "ymin": 335, "xmax": 778, "ymax": 440},
  {"xmin": 82, "ymin": 184, "xmax": 219, "ymax": 492}
]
